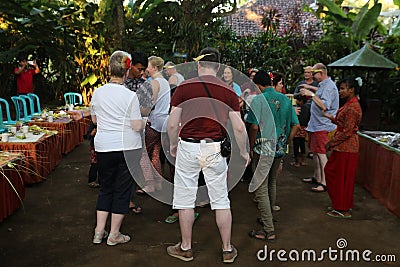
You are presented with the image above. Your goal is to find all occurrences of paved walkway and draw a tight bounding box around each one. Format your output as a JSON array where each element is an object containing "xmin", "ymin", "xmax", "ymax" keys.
[{"xmin": 1, "ymin": 141, "xmax": 399, "ymax": 266}]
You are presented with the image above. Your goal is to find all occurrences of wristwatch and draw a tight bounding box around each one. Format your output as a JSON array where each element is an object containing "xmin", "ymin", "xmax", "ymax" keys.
[{"xmin": 311, "ymin": 93, "xmax": 315, "ymax": 97}]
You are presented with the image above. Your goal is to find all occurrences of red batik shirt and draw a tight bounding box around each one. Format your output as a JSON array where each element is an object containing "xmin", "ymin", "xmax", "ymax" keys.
[{"xmin": 328, "ymin": 97, "xmax": 362, "ymax": 153}]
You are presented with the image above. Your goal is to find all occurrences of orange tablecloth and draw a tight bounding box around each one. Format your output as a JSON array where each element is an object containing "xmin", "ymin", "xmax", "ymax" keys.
[
  {"xmin": 0, "ymin": 153, "xmax": 28, "ymax": 222},
  {"xmin": 29, "ymin": 118, "xmax": 82, "ymax": 154},
  {"xmin": 0, "ymin": 134, "xmax": 61, "ymax": 184},
  {"xmin": 356, "ymin": 132, "xmax": 400, "ymax": 218},
  {"xmin": 78, "ymin": 116, "xmax": 91, "ymax": 141}
]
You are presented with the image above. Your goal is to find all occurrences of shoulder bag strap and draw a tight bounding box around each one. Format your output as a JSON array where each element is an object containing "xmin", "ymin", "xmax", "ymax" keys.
[{"xmin": 198, "ymin": 76, "xmax": 226, "ymax": 136}]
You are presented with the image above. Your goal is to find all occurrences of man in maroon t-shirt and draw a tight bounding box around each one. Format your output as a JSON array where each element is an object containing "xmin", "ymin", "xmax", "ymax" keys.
[
  {"xmin": 166, "ymin": 47, "xmax": 249, "ymax": 263},
  {"xmin": 14, "ymin": 56, "xmax": 40, "ymax": 94}
]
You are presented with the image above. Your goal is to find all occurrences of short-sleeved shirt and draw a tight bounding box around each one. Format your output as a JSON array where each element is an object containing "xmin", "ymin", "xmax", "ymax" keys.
[
  {"xmin": 14, "ymin": 68, "xmax": 36, "ymax": 94},
  {"xmin": 306, "ymin": 77, "xmax": 339, "ymax": 133},
  {"xmin": 91, "ymin": 83, "xmax": 142, "ymax": 152},
  {"xmin": 246, "ymin": 87, "xmax": 299, "ymax": 157},
  {"xmin": 171, "ymin": 75, "xmax": 239, "ymax": 140}
]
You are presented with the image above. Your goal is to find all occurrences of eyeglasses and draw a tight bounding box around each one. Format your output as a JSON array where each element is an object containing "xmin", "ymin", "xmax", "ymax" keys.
[{"xmin": 311, "ymin": 69, "xmax": 323, "ymax": 76}]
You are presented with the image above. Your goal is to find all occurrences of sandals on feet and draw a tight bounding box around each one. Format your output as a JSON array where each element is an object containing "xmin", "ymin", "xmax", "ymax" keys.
[
  {"xmin": 165, "ymin": 212, "xmax": 199, "ymax": 224},
  {"xmin": 129, "ymin": 204, "xmax": 143, "ymax": 214},
  {"xmin": 165, "ymin": 215, "xmax": 179, "ymax": 224},
  {"xmin": 106, "ymin": 232, "xmax": 131, "ymax": 246},
  {"xmin": 327, "ymin": 210, "xmax": 352, "ymax": 219},
  {"xmin": 248, "ymin": 229, "xmax": 276, "ymax": 241},
  {"xmin": 88, "ymin": 182, "xmax": 100, "ymax": 188},
  {"xmin": 93, "ymin": 230, "xmax": 108, "ymax": 244},
  {"xmin": 311, "ymin": 183, "xmax": 327, "ymax": 192},
  {"xmin": 290, "ymin": 162, "xmax": 300, "ymax": 167},
  {"xmin": 302, "ymin": 177, "xmax": 318, "ymax": 184}
]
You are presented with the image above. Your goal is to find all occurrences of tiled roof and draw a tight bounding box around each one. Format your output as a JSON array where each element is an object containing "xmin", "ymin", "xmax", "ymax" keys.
[{"xmin": 225, "ymin": 0, "xmax": 321, "ymax": 38}]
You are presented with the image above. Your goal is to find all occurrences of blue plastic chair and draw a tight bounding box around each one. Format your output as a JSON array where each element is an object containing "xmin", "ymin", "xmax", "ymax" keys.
[
  {"xmin": 27, "ymin": 93, "xmax": 42, "ymax": 114},
  {"xmin": 19, "ymin": 95, "xmax": 35, "ymax": 117},
  {"xmin": 64, "ymin": 92, "xmax": 83, "ymax": 106},
  {"xmin": 11, "ymin": 96, "xmax": 32, "ymax": 122},
  {"xmin": 0, "ymin": 109, "xmax": 6, "ymax": 134},
  {"xmin": 0, "ymin": 98, "xmax": 17, "ymax": 125}
]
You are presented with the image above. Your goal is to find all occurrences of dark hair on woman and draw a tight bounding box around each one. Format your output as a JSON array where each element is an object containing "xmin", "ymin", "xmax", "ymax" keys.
[
  {"xmin": 338, "ymin": 77, "xmax": 361, "ymax": 95},
  {"xmin": 338, "ymin": 77, "xmax": 366, "ymax": 111},
  {"xmin": 272, "ymin": 72, "xmax": 283, "ymax": 87},
  {"xmin": 253, "ymin": 70, "xmax": 272, "ymax": 87}
]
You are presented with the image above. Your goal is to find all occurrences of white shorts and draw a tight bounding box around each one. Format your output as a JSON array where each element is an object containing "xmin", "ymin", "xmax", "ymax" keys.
[{"xmin": 172, "ymin": 139, "xmax": 230, "ymax": 210}]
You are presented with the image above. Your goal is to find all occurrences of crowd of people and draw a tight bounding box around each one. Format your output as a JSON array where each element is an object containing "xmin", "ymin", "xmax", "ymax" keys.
[{"xmin": 63, "ymin": 47, "xmax": 362, "ymax": 263}]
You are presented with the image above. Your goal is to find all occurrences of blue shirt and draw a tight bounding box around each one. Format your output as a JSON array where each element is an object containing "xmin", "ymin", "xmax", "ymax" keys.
[
  {"xmin": 246, "ymin": 87, "xmax": 299, "ymax": 157},
  {"xmin": 233, "ymin": 82, "xmax": 242, "ymax": 96},
  {"xmin": 306, "ymin": 77, "xmax": 339, "ymax": 133}
]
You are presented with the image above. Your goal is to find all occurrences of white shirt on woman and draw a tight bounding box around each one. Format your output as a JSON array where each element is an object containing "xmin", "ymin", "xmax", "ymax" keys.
[{"xmin": 91, "ymin": 83, "xmax": 142, "ymax": 152}]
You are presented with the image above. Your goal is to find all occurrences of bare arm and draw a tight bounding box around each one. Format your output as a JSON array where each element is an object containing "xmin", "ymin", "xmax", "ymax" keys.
[
  {"xmin": 167, "ymin": 106, "xmax": 182, "ymax": 157},
  {"xmin": 130, "ymin": 119, "xmax": 145, "ymax": 132},
  {"xmin": 248, "ymin": 123, "xmax": 259, "ymax": 159},
  {"xmin": 168, "ymin": 75, "xmax": 178, "ymax": 88},
  {"xmin": 229, "ymin": 111, "xmax": 250, "ymax": 165},
  {"xmin": 14, "ymin": 63, "xmax": 27, "ymax": 75},
  {"xmin": 33, "ymin": 60, "xmax": 40, "ymax": 74},
  {"xmin": 91, "ymin": 115, "xmax": 97, "ymax": 124},
  {"xmin": 300, "ymin": 83, "xmax": 318, "ymax": 92},
  {"xmin": 288, "ymin": 124, "xmax": 300, "ymax": 144},
  {"xmin": 150, "ymin": 79, "xmax": 160, "ymax": 104},
  {"xmin": 300, "ymin": 88, "xmax": 326, "ymax": 111},
  {"xmin": 68, "ymin": 110, "xmax": 90, "ymax": 120}
]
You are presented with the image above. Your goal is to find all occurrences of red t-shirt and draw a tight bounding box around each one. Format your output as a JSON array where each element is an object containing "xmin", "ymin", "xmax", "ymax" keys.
[
  {"xmin": 14, "ymin": 68, "xmax": 36, "ymax": 94},
  {"xmin": 171, "ymin": 75, "xmax": 240, "ymax": 140}
]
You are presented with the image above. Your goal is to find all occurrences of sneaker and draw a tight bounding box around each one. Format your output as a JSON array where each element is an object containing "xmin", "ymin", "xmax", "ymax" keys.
[
  {"xmin": 222, "ymin": 245, "xmax": 238, "ymax": 263},
  {"xmin": 92, "ymin": 230, "xmax": 108, "ymax": 244},
  {"xmin": 167, "ymin": 242, "xmax": 194, "ymax": 262}
]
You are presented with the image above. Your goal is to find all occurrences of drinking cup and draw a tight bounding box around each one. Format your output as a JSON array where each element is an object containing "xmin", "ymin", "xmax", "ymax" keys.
[
  {"xmin": 1, "ymin": 133, "xmax": 9, "ymax": 142},
  {"xmin": 22, "ymin": 125, "xmax": 29, "ymax": 134}
]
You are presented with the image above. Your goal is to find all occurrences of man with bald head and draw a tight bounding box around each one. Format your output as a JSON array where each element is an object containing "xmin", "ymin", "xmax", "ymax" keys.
[{"xmin": 300, "ymin": 63, "xmax": 339, "ymax": 192}]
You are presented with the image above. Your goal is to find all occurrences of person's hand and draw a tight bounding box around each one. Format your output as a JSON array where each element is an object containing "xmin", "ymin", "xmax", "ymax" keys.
[
  {"xmin": 322, "ymin": 110, "xmax": 334, "ymax": 121},
  {"xmin": 241, "ymin": 151, "xmax": 251, "ymax": 167},
  {"xmin": 33, "ymin": 59, "xmax": 38, "ymax": 68},
  {"xmin": 68, "ymin": 110, "xmax": 83, "ymax": 121},
  {"xmin": 325, "ymin": 142, "xmax": 331, "ymax": 151},
  {"xmin": 169, "ymin": 144, "xmax": 177, "ymax": 157},
  {"xmin": 300, "ymin": 88, "xmax": 312, "ymax": 97},
  {"xmin": 295, "ymin": 106, "xmax": 301, "ymax": 115},
  {"xmin": 249, "ymin": 150, "xmax": 254, "ymax": 160}
]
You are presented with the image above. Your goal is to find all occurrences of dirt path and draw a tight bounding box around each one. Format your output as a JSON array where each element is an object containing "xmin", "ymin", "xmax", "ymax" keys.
[{"xmin": 1, "ymin": 141, "xmax": 399, "ymax": 266}]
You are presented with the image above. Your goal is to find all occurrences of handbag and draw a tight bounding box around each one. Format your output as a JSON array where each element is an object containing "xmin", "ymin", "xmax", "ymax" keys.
[{"xmin": 199, "ymin": 78, "xmax": 231, "ymax": 157}]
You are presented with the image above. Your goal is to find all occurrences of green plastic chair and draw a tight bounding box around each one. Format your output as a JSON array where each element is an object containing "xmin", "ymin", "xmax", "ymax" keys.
[
  {"xmin": 64, "ymin": 92, "xmax": 83, "ymax": 105},
  {"xmin": 0, "ymin": 97, "xmax": 17, "ymax": 125}
]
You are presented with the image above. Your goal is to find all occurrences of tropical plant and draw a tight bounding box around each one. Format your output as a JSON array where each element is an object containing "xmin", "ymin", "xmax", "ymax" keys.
[
  {"xmin": 314, "ymin": 0, "xmax": 385, "ymax": 50},
  {"xmin": 128, "ymin": 0, "xmax": 238, "ymax": 58}
]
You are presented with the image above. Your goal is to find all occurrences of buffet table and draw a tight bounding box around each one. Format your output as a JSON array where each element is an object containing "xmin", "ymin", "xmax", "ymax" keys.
[
  {"xmin": 0, "ymin": 133, "xmax": 62, "ymax": 184},
  {"xmin": 356, "ymin": 131, "xmax": 400, "ymax": 218},
  {"xmin": 0, "ymin": 152, "xmax": 28, "ymax": 222},
  {"xmin": 28, "ymin": 118, "xmax": 82, "ymax": 154}
]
